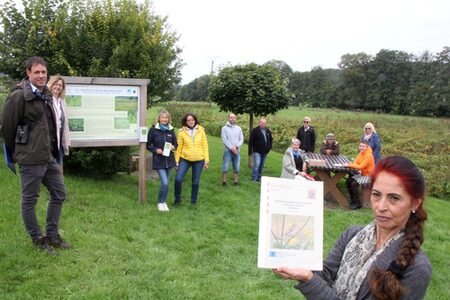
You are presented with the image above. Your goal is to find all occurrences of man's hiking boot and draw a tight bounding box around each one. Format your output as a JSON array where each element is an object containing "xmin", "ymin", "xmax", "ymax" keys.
[
  {"xmin": 32, "ymin": 236, "xmax": 58, "ymax": 256},
  {"xmin": 47, "ymin": 234, "xmax": 71, "ymax": 249}
]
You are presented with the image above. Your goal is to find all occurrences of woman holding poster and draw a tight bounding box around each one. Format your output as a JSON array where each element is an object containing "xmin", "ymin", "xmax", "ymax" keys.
[
  {"xmin": 273, "ymin": 156, "xmax": 432, "ymax": 300},
  {"xmin": 147, "ymin": 110, "xmax": 177, "ymax": 211}
]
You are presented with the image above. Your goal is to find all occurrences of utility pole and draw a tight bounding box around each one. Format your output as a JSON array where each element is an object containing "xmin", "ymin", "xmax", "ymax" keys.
[
  {"xmin": 209, "ymin": 59, "xmax": 215, "ymax": 107},
  {"xmin": 206, "ymin": 56, "xmax": 221, "ymax": 107}
]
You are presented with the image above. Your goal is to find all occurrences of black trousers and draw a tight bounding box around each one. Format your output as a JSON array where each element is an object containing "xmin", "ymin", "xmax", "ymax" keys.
[{"xmin": 346, "ymin": 176, "xmax": 361, "ymax": 205}]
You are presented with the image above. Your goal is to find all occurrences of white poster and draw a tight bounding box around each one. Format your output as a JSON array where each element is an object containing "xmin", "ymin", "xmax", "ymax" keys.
[{"xmin": 257, "ymin": 176, "xmax": 324, "ymax": 270}]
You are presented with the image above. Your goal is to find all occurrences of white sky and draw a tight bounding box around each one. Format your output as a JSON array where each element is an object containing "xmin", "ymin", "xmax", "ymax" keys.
[
  {"xmin": 6, "ymin": 0, "xmax": 450, "ymax": 84},
  {"xmin": 151, "ymin": 0, "xmax": 450, "ymax": 84}
]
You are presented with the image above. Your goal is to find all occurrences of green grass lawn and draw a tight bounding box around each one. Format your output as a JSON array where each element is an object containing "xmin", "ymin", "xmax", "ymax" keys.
[{"xmin": 1, "ymin": 134, "xmax": 449, "ymax": 299}]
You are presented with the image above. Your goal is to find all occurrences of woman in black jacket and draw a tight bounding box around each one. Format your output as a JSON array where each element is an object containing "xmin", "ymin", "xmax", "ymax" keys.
[{"xmin": 147, "ymin": 110, "xmax": 177, "ymax": 211}]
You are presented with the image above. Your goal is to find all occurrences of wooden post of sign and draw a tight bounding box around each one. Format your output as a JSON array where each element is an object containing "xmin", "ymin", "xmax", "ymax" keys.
[
  {"xmin": 139, "ymin": 142, "xmax": 147, "ymax": 203},
  {"xmin": 138, "ymin": 82, "xmax": 148, "ymax": 204}
]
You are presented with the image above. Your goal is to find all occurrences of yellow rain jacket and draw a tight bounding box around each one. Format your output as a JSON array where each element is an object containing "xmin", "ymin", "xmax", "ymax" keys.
[{"xmin": 175, "ymin": 125, "xmax": 209, "ymax": 163}]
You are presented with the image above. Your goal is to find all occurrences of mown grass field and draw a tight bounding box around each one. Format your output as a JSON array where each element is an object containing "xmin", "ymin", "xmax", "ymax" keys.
[
  {"xmin": 1, "ymin": 118, "xmax": 449, "ymax": 299},
  {"xmin": 1, "ymin": 101, "xmax": 449, "ymax": 299}
]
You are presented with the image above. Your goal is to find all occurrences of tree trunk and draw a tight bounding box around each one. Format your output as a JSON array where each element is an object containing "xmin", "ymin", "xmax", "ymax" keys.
[
  {"xmin": 249, "ymin": 112, "xmax": 254, "ymax": 137},
  {"xmin": 247, "ymin": 112, "xmax": 255, "ymax": 169}
]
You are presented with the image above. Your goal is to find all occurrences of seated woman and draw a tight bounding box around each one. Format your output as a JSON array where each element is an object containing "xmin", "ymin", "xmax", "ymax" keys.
[
  {"xmin": 274, "ymin": 156, "xmax": 432, "ymax": 300},
  {"xmin": 281, "ymin": 138, "xmax": 312, "ymax": 181},
  {"xmin": 344, "ymin": 140, "xmax": 375, "ymax": 210}
]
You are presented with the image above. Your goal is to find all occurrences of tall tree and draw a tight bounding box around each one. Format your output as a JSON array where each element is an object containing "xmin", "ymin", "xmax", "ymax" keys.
[
  {"xmin": 433, "ymin": 47, "xmax": 450, "ymax": 117},
  {"xmin": 176, "ymin": 75, "xmax": 212, "ymax": 101},
  {"xmin": 366, "ymin": 49, "xmax": 412, "ymax": 113},
  {"xmin": 0, "ymin": 0, "xmax": 183, "ymax": 104},
  {"xmin": 288, "ymin": 71, "xmax": 312, "ymax": 106},
  {"xmin": 209, "ymin": 63, "xmax": 293, "ymax": 133},
  {"xmin": 308, "ymin": 67, "xmax": 336, "ymax": 108},
  {"xmin": 408, "ymin": 51, "xmax": 436, "ymax": 116},
  {"xmin": 264, "ymin": 59, "xmax": 293, "ymax": 80},
  {"xmin": 0, "ymin": 0, "xmax": 66, "ymax": 78},
  {"xmin": 337, "ymin": 52, "xmax": 372, "ymax": 109}
]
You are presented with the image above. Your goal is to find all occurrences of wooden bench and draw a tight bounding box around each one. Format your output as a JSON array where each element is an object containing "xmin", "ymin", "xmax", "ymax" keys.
[
  {"xmin": 129, "ymin": 153, "xmax": 157, "ymax": 179},
  {"xmin": 304, "ymin": 153, "xmax": 354, "ymax": 207},
  {"xmin": 354, "ymin": 175, "xmax": 372, "ymax": 207}
]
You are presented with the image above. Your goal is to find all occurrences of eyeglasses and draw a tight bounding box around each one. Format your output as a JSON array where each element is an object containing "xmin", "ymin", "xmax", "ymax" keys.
[
  {"xmin": 365, "ymin": 127, "xmax": 371, "ymax": 130},
  {"xmin": 303, "ymin": 121, "xmax": 309, "ymax": 123}
]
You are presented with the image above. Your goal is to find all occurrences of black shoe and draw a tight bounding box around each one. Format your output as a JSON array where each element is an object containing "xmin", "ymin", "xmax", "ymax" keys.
[
  {"xmin": 47, "ymin": 234, "xmax": 71, "ymax": 249},
  {"xmin": 233, "ymin": 181, "xmax": 238, "ymax": 186},
  {"xmin": 32, "ymin": 236, "xmax": 58, "ymax": 256},
  {"xmin": 350, "ymin": 203, "xmax": 362, "ymax": 210},
  {"xmin": 173, "ymin": 201, "xmax": 181, "ymax": 207},
  {"xmin": 222, "ymin": 181, "xmax": 227, "ymax": 186}
]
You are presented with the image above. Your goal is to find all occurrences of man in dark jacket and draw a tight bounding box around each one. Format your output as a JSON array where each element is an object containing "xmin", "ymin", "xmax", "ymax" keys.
[
  {"xmin": 320, "ymin": 133, "xmax": 340, "ymax": 155},
  {"xmin": 296, "ymin": 116, "xmax": 316, "ymax": 153},
  {"xmin": 248, "ymin": 118, "xmax": 272, "ymax": 182},
  {"xmin": 1, "ymin": 57, "xmax": 70, "ymax": 255}
]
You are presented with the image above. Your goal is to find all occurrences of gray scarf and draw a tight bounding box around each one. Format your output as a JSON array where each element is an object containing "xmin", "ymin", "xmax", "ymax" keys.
[{"xmin": 333, "ymin": 221, "xmax": 404, "ymax": 300}]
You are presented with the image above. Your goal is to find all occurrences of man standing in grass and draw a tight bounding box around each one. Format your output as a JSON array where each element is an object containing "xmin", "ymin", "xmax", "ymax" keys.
[
  {"xmin": 296, "ymin": 116, "xmax": 316, "ymax": 153},
  {"xmin": 1, "ymin": 57, "xmax": 70, "ymax": 256},
  {"xmin": 248, "ymin": 118, "xmax": 273, "ymax": 182},
  {"xmin": 221, "ymin": 113, "xmax": 244, "ymax": 186}
]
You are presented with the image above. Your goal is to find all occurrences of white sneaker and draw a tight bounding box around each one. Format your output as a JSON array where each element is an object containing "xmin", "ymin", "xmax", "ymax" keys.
[
  {"xmin": 157, "ymin": 203, "xmax": 165, "ymax": 211},
  {"xmin": 163, "ymin": 203, "xmax": 169, "ymax": 211}
]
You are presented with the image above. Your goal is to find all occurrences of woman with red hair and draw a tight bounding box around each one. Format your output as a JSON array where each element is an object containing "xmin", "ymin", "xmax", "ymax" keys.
[{"xmin": 274, "ymin": 156, "xmax": 432, "ymax": 299}]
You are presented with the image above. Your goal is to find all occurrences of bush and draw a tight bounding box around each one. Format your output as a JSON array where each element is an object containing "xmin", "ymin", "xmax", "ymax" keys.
[{"xmin": 64, "ymin": 147, "xmax": 130, "ymax": 178}]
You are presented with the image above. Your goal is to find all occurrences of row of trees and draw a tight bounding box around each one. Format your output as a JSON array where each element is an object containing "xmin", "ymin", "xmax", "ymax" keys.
[
  {"xmin": 176, "ymin": 48, "xmax": 449, "ymax": 117},
  {"xmin": 0, "ymin": 0, "xmax": 182, "ymax": 103}
]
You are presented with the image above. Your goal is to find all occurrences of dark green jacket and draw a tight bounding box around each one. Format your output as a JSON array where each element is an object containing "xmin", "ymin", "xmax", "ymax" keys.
[{"xmin": 1, "ymin": 80, "xmax": 56, "ymax": 164}]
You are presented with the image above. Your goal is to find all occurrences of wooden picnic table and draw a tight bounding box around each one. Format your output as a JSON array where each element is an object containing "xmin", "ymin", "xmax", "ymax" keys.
[{"xmin": 304, "ymin": 153, "xmax": 354, "ymax": 207}]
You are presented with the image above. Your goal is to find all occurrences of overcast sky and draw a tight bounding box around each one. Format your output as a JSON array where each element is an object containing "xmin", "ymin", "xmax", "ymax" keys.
[
  {"xmin": 151, "ymin": 0, "xmax": 450, "ymax": 84},
  {"xmin": 6, "ymin": 0, "xmax": 450, "ymax": 84}
]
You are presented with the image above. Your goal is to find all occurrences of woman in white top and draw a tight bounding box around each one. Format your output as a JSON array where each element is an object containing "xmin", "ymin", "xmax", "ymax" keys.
[
  {"xmin": 281, "ymin": 138, "xmax": 309, "ymax": 180},
  {"xmin": 47, "ymin": 75, "xmax": 70, "ymax": 165}
]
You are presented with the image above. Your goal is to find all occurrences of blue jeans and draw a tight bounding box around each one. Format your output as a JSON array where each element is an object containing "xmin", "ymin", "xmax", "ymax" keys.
[
  {"xmin": 175, "ymin": 158, "xmax": 204, "ymax": 204},
  {"xmin": 222, "ymin": 149, "xmax": 240, "ymax": 174},
  {"xmin": 252, "ymin": 152, "xmax": 267, "ymax": 181},
  {"xmin": 156, "ymin": 168, "xmax": 173, "ymax": 204}
]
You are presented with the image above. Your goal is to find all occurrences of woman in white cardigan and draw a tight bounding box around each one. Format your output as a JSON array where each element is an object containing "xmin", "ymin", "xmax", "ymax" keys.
[
  {"xmin": 47, "ymin": 75, "xmax": 70, "ymax": 165},
  {"xmin": 281, "ymin": 138, "xmax": 308, "ymax": 180}
]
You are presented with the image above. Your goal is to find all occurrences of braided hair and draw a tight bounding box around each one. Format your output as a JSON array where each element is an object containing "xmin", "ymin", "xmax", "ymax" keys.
[{"xmin": 368, "ymin": 156, "xmax": 427, "ymax": 300}]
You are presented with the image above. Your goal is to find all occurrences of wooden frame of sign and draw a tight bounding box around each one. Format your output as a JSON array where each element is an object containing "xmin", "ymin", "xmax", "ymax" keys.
[{"xmin": 63, "ymin": 76, "xmax": 150, "ymax": 203}]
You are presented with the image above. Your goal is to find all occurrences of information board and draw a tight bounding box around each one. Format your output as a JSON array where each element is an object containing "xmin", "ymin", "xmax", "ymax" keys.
[{"xmin": 66, "ymin": 84, "xmax": 140, "ymax": 140}]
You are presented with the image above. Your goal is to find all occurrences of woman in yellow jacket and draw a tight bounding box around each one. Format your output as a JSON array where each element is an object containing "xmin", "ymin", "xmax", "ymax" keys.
[
  {"xmin": 174, "ymin": 113, "xmax": 209, "ymax": 206},
  {"xmin": 343, "ymin": 140, "xmax": 375, "ymax": 210}
]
